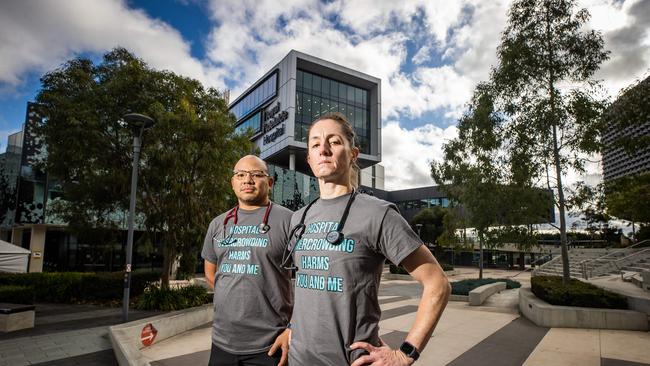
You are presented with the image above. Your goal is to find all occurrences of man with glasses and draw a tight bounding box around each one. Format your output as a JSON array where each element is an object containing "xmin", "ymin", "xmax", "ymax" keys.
[{"xmin": 201, "ymin": 155, "xmax": 293, "ymax": 366}]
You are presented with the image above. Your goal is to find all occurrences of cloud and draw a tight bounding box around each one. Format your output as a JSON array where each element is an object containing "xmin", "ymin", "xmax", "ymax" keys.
[
  {"xmin": 0, "ymin": 0, "xmax": 647, "ymax": 193},
  {"xmin": 592, "ymin": 0, "xmax": 650, "ymax": 95},
  {"xmin": 0, "ymin": 0, "xmax": 210, "ymax": 89},
  {"xmin": 381, "ymin": 121, "xmax": 458, "ymax": 190}
]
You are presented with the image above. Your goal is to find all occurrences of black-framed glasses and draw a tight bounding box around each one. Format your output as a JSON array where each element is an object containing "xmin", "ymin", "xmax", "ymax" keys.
[{"xmin": 232, "ymin": 170, "xmax": 269, "ymax": 181}]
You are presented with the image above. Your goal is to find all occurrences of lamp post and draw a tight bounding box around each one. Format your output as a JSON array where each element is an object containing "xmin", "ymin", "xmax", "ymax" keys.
[
  {"xmin": 415, "ymin": 224, "xmax": 423, "ymax": 239},
  {"xmin": 122, "ymin": 113, "xmax": 155, "ymax": 323}
]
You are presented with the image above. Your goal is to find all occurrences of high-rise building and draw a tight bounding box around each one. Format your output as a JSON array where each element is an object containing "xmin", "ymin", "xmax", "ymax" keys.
[
  {"xmin": 602, "ymin": 76, "xmax": 650, "ymax": 181},
  {"xmin": 228, "ymin": 50, "xmax": 383, "ymax": 208}
]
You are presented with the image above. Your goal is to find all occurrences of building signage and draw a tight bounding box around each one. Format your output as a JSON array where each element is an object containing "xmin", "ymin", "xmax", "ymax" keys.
[{"xmin": 263, "ymin": 102, "xmax": 288, "ymax": 145}]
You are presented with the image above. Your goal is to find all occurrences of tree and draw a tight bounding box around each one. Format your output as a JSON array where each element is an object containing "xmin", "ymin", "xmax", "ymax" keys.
[
  {"xmin": 432, "ymin": 85, "xmax": 507, "ymax": 279},
  {"xmin": 567, "ymin": 181, "xmax": 612, "ymax": 242},
  {"xmin": 411, "ymin": 206, "xmax": 446, "ymax": 247},
  {"xmin": 36, "ymin": 48, "xmax": 253, "ymax": 284},
  {"xmin": 605, "ymin": 173, "xmax": 650, "ymax": 239},
  {"xmin": 490, "ymin": 0, "xmax": 609, "ymax": 283},
  {"xmin": 0, "ymin": 163, "xmax": 17, "ymax": 226}
]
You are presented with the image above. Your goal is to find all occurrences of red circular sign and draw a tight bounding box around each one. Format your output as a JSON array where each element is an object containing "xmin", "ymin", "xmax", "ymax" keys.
[{"xmin": 141, "ymin": 323, "xmax": 158, "ymax": 347}]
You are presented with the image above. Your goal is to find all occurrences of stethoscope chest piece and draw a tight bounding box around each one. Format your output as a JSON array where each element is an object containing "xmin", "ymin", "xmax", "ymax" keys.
[
  {"xmin": 326, "ymin": 230, "xmax": 343, "ymax": 245},
  {"xmin": 259, "ymin": 223, "xmax": 270, "ymax": 234}
]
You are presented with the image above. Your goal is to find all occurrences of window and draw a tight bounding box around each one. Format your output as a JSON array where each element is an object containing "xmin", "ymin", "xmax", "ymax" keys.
[
  {"xmin": 230, "ymin": 72, "xmax": 278, "ymax": 121},
  {"xmin": 295, "ymin": 70, "xmax": 371, "ymax": 153}
]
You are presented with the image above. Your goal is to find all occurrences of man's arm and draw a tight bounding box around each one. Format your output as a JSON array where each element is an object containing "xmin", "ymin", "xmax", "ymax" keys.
[
  {"xmin": 350, "ymin": 245, "xmax": 450, "ymax": 365},
  {"xmin": 204, "ymin": 260, "xmax": 217, "ymax": 289}
]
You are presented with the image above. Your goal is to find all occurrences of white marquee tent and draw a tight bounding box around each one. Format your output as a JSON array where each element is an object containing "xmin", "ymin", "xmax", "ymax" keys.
[{"xmin": 0, "ymin": 240, "xmax": 30, "ymax": 273}]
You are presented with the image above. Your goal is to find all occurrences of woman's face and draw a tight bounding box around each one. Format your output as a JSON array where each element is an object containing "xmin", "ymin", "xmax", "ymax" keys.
[{"xmin": 307, "ymin": 119, "xmax": 358, "ymax": 184}]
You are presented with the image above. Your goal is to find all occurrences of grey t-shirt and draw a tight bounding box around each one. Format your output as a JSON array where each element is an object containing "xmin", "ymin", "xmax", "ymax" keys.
[
  {"xmin": 288, "ymin": 193, "xmax": 423, "ymax": 365},
  {"xmin": 201, "ymin": 203, "xmax": 293, "ymax": 354}
]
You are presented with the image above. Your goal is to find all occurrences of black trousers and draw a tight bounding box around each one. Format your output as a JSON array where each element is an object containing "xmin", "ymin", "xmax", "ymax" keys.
[{"xmin": 208, "ymin": 343, "xmax": 281, "ymax": 366}]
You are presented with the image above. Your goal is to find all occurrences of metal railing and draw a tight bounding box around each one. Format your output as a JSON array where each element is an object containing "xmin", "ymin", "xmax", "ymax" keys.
[{"xmin": 580, "ymin": 239, "xmax": 650, "ymax": 279}]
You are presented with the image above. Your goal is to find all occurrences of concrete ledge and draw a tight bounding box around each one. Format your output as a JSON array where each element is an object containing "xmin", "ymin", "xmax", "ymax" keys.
[
  {"xmin": 641, "ymin": 272, "xmax": 650, "ymax": 292},
  {"xmin": 519, "ymin": 288, "xmax": 648, "ymax": 331},
  {"xmin": 0, "ymin": 311, "xmax": 35, "ymax": 332},
  {"xmin": 109, "ymin": 304, "xmax": 213, "ymax": 366},
  {"xmin": 469, "ymin": 282, "xmax": 506, "ymax": 306},
  {"xmin": 0, "ymin": 303, "xmax": 35, "ymax": 332},
  {"xmin": 449, "ymin": 294, "xmax": 469, "ymax": 302}
]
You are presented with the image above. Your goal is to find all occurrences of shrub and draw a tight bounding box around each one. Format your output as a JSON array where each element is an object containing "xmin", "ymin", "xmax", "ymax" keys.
[
  {"xmin": 451, "ymin": 278, "xmax": 521, "ymax": 296},
  {"xmin": 441, "ymin": 263, "xmax": 454, "ymax": 271},
  {"xmin": 389, "ymin": 264, "xmax": 409, "ymax": 275},
  {"xmin": 0, "ymin": 285, "xmax": 35, "ymax": 304},
  {"xmin": 531, "ymin": 276, "xmax": 627, "ymax": 309},
  {"xmin": 135, "ymin": 285, "xmax": 210, "ymax": 311},
  {"xmin": 0, "ymin": 271, "xmax": 160, "ymax": 304}
]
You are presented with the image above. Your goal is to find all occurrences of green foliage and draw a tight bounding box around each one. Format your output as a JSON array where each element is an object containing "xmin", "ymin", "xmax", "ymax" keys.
[
  {"xmin": 35, "ymin": 48, "xmax": 254, "ymax": 284},
  {"xmin": 411, "ymin": 206, "xmax": 446, "ymax": 245},
  {"xmin": 451, "ymin": 278, "xmax": 521, "ymax": 296},
  {"xmin": 0, "ymin": 285, "xmax": 35, "ymax": 305},
  {"xmin": 135, "ymin": 284, "xmax": 210, "ymax": 311},
  {"xmin": 605, "ymin": 172, "xmax": 650, "ymax": 224},
  {"xmin": 434, "ymin": 0, "xmax": 610, "ymax": 283},
  {"xmin": 531, "ymin": 276, "xmax": 627, "ymax": 309},
  {"xmin": 0, "ymin": 271, "xmax": 159, "ymax": 303},
  {"xmin": 389, "ymin": 264, "xmax": 409, "ymax": 275}
]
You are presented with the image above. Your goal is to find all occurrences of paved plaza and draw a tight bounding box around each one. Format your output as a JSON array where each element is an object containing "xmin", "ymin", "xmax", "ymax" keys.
[{"xmin": 1, "ymin": 267, "xmax": 649, "ymax": 365}]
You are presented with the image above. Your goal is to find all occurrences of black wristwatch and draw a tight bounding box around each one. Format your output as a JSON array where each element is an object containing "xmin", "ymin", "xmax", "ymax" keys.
[{"xmin": 399, "ymin": 341, "xmax": 420, "ymax": 361}]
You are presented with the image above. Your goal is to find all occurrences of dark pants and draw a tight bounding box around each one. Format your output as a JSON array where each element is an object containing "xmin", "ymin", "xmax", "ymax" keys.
[{"xmin": 208, "ymin": 343, "xmax": 281, "ymax": 366}]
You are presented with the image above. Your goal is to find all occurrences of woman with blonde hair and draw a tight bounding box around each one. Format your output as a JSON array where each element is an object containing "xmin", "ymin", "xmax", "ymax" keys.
[{"xmin": 286, "ymin": 112, "xmax": 451, "ymax": 365}]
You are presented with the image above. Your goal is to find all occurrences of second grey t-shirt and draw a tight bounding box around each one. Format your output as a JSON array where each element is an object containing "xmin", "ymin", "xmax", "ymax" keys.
[
  {"xmin": 288, "ymin": 193, "xmax": 423, "ymax": 365},
  {"xmin": 201, "ymin": 203, "xmax": 293, "ymax": 354}
]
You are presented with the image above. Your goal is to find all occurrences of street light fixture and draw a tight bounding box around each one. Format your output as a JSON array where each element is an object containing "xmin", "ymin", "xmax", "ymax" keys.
[{"xmin": 122, "ymin": 113, "xmax": 155, "ymax": 323}]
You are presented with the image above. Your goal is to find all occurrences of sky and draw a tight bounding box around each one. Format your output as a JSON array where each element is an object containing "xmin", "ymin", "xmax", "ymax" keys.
[{"xmin": 0, "ymin": 0, "xmax": 648, "ymax": 198}]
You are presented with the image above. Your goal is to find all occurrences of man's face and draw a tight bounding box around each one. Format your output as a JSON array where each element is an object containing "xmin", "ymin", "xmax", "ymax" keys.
[{"xmin": 231, "ymin": 156, "xmax": 273, "ymax": 207}]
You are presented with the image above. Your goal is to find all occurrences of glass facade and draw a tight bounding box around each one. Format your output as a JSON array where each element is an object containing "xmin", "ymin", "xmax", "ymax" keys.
[
  {"xmin": 231, "ymin": 72, "xmax": 278, "ymax": 121},
  {"xmin": 396, "ymin": 198, "xmax": 450, "ymax": 212},
  {"xmin": 295, "ymin": 69, "xmax": 370, "ymax": 154},
  {"xmin": 268, "ymin": 164, "xmax": 319, "ymax": 211},
  {"xmin": 235, "ymin": 111, "xmax": 262, "ymax": 135}
]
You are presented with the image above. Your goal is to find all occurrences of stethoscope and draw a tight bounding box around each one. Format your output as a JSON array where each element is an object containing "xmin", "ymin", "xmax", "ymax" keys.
[
  {"xmin": 214, "ymin": 202, "xmax": 273, "ymax": 246},
  {"xmin": 281, "ymin": 190, "xmax": 357, "ymax": 270}
]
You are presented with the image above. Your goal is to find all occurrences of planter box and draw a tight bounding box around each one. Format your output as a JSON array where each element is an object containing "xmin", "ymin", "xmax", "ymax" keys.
[
  {"xmin": 109, "ymin": 304, "xmax": 213, "ymax": 366},
  {"xmin": 519, "ymin": 288, "xmax": 648, "ymax": 331},
  {"xmin": 469, "ymin": 282, "xmax": 506, "ymax": 306}
]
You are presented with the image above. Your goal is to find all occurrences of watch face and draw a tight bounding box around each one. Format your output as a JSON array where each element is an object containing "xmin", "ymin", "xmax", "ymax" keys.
[{"xmin": 400, "ymin": 342, "xmax": 415, "ymax": 355}]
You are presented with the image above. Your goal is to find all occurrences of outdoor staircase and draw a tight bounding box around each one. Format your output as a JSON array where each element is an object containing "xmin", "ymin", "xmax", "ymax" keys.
[
  {"xmin": 533, "ymin": 248, "xmax": 609, "ymax": 278},
  {"xmin": 533, "ymin": 240, "xmax": 650, "ymax": 283}
]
